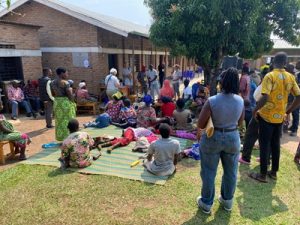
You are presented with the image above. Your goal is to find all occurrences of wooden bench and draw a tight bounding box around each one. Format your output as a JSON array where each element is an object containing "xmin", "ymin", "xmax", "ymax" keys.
[
  {"xmin": 0, "ymin": 141, "xmax": 15, "ymax": 165},
  {"xmin": 76, "ymin": 102, "xmax": 98, "ymax": 115}
]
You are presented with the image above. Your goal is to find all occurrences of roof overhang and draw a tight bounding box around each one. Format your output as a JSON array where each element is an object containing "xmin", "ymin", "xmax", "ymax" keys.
[{"xmin": 0, "ymin": 0, "xmax": 130, "ymax": 37}]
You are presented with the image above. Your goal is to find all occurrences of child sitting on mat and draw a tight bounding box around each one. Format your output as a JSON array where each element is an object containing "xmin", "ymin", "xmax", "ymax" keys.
[
  {"xmin": 173, "ymin": 98, "xmax": 194, "ymax": 131},
  {"xmin": 143, "ymin": 123, "xmax": 181, "ymax": 176}
]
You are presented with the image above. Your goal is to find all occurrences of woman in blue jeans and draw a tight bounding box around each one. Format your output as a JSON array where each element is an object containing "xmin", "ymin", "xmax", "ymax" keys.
[{"xmin": 196, "ymin": 68, "xmax": 244, "ymax": 214}]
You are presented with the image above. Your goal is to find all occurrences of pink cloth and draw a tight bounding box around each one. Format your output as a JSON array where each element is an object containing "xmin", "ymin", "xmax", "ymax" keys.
[
  {"xmin": 146, "ymin": 133, "xmax": 159, "ymax": 143},
  {"xmin": 137, "ymin": 106, "xmax": 156, "ymax": 128},
  {"xmin": 119, "ymin": 106, "xmax": 137, "ymax": 121},
  {"xmin": 76, "ymin": 89, "xmax": 89, "ymax": 99},
  {"xmin": 239, "ymin": 74, "xmax": 250, "ymax": 99},
  {"xmin": 7, "ymin": 85, "xmax": 24, "ymax": 102},
  {"xmin": 175, "ymin": 130, "xmax": 197, "ymax": 140},
  {"xmin": 160, "ymin": 80, "xmax": 174, "ymax": 99},
  {"xmin": 106, "ymin": 100, "xmax": 124, "ymax": 122}
]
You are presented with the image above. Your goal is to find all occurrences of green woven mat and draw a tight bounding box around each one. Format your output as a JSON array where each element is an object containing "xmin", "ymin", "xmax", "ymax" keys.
[{"xmin": 23, "ymin": 126, "xmax": 193, "ymax": 185}]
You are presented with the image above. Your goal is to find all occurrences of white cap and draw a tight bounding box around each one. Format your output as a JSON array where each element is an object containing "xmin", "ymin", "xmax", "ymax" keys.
[
  {"xmin": 110, "ymin": 68, "xmax": 117, "ymax": 75},
  {"xmin": 78, "ymin": 82, "xmax": 86, "ymax": 89}
]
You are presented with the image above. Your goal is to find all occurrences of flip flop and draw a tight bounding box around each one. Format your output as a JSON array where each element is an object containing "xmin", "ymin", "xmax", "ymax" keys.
[{"xmin": 249, "ymin": 172, "xmax": 268, "ymax": 183}]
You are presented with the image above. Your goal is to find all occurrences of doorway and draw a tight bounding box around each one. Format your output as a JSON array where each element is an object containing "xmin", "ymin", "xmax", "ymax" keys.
[{"xmin": 108, "ymin": 54, "xmax": 118, "ymax": 70}]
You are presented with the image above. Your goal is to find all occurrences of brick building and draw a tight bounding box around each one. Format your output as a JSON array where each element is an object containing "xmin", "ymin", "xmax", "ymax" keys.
[
  {"xmin": 0, "ymin": 0, "xmax": 193, "ymax": 94},
  {"xmin": 0, "ymin": 20, "xmax": 42, "ymax": 83}
]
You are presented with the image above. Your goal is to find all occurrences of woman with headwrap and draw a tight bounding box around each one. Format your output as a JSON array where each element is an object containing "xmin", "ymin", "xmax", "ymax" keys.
[{"xmin": 159, "ymin": 80, "xmax": 175, "ymax": 100}]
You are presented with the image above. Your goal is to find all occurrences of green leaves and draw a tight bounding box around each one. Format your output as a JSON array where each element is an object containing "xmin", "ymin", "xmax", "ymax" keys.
[
  {"xmin": 0, "ymin": 0, "xmax": 10, "ymax": 8},
  {"xmin": 146, "ymin": 0, "xmax": 300, "ymax": 70}
]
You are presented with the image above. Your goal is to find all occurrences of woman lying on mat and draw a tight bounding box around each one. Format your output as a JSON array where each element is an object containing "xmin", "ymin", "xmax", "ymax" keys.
[
  {"xmin": 97, "ymin": 127, "xmax": 158, "ymax": 154},
  {"xmin": 0, "ymin": 101, "xmax": 31, "ymax": 160},
  {"xmin": 59, "ymin": 119, "xmax": 101, "ymax": 169}
]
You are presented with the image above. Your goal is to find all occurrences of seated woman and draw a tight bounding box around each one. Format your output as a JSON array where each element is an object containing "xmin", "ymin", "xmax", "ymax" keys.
[
  {"xmin": 60, "ymin": 119, "xmax": 97, "ymax": 168},
  {"xmin": 76, "ymin": 82, "xmax": 97, "ymax": 104},
  {"xmin": 159, "ymin": 80, "xmax": 174, "ymax": 100},
  {"xmin": 137, "ymin": 95, "xmax": 157, "ymax": 128},
  {"xmin": 105, "ymin": 92, "xmax": 124, "ymax": 123},
  {"xmin": 0, "ymin": 102, "xmax": 31, "ymax": 160},
  {"xmin": 161, "ymin": 97, "xmax": 176, "ymax": 117},
  {"xmin": 173, "ymin": 98, "xmax": 193, "ymax": 131},
  {"xmin": 112, "ymin": 98, "xmax": 137, "ymax": 128}
]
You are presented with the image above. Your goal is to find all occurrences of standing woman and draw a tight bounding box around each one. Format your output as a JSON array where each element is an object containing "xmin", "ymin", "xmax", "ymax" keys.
[
  {"xmin": 196, "ymin": 68, "xmax": 244, "ymax": 214},
  {"xmin": 172, "ymin": 64, "xmax": 182, "ymax": 99},
  {"xmin": 51, "ymin": 67, "xmax": 76, "ymax": 141},
  {"xmin": 105, "ymin": 68, "xmax": 120, "ymax": 100}
]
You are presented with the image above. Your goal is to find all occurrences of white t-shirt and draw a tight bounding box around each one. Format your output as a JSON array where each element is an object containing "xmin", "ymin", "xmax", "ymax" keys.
[
  {"xmin": 146, "ymin": 69, "xmax": 158, "ymax": 81},
  {"xmin": 183, "ymin": 86, "xmax": 192, "ymax": 99},
  {"xmin": 172, "ymin": 70, "xmax": 181, "ymax": 84},
  {"xmin": 105, "ymin": 74, "xmax": 120, "ymax": 91},
  {"xmin": 122, "ymin": 67, "xmax": 133, "ymax": 86},
  {"xmin": 254, "ymin": 84, "xmax": 262, "ymax": 102},
  {"xmin": 147, "ymin": 138, "xmax": 181, "ymax": 176}
]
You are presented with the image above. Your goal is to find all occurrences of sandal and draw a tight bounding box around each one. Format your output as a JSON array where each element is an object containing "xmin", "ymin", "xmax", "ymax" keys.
[{"xmin": 249, "ymin": 172, "xmax": 268, "ymax": 183}]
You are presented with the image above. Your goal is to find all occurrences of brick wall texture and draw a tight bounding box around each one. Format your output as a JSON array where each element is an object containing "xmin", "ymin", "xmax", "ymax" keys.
[{"xmin": 0, "ymin": 22, "xmax": 40, "ymax": 49}]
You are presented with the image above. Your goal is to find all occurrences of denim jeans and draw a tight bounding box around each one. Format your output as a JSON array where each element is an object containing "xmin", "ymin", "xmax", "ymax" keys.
[
  {"xmin": 27, "ymin": 96, "xmax": 41, "ymax": 112},
  {"xmin": 291, "ymin": 107, "xmax": 299, "ymax": 132},
  {"xmin": 258, "ymin": 116, "xmax": 282, "ymax": 175},
  {"xmin": 241, "ymin": 118, "xmax": 259, "ymax": 162},
  {"xmin": 150, "ymin": 80, "xmax": 160, "ymax": 99},
  {"xmin": 199, "ymin": 130, "xmax": 240, "ymax": 210},
  {"xmin": 244, "ymin": 110, "xmax": 252, "ymax": 128},
  {"xmin": 10, "ymin": 100, "xmax": 32, "ymax": 117}
]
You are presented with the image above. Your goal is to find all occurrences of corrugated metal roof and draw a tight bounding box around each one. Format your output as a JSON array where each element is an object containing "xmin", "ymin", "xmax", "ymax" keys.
[
  {"xmin": 272, "ymin": 38, "xmax": 300, "ymax": 49},
  {"xmin": 0, "ymin": 0, "xmax": 150, "ymax": 37}
]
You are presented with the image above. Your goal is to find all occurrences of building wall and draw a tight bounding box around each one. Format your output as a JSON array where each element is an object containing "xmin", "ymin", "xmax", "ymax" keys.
[
  {"xmin": 21, "ymin": 57, "xmax": 43, "ymax": 81},
  {"xmin": 0, "ymin": 22, "xmax": 42, "ymax": 81},
  {"xmin": 42, "ymin": 52, "xmax": 108, "ymax": 94},
  {"xmin": 2, "ymin": 1, "xmax": 98, "ymax": 47},
  {"xmin": 0, "ymin": 23, "xmax": 40, "ymax": 50}
]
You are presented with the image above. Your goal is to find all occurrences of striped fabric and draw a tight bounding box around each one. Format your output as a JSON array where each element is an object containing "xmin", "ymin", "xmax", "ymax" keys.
[{"xmin": 22, "ymin": 126, "xmax": 193, "ymax": 185}]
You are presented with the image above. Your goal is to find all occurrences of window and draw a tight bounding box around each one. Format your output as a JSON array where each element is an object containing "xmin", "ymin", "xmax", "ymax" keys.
[
  {"xmin": 0, "ymin": 44, "xmax": 15, "ymax": 49},
  {"xmin": 72, "ymin": 52, "xmax": 91, "ymax": 68},
  {"xmin": 134, "ymin": 55, "xmax": 140, "ymax": 71}
]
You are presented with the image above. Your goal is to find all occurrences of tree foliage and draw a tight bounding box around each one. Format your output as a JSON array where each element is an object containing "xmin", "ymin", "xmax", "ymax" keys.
[
  {"xmin": 144, "ymin": 0, "xmax": 300, "ymax": 71},
  {"xmin": 0, "ymin": 0, "xmax": 11, "ymax": 8}
]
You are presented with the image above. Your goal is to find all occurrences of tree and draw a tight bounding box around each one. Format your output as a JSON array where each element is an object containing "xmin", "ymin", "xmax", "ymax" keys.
[
  {"xmin": 0, "ymin": 0, "xmax": 11, "ymax": 8},
  {"xmin": 144, "ymin": 0, "xmax": 300, "ymax": 82}
]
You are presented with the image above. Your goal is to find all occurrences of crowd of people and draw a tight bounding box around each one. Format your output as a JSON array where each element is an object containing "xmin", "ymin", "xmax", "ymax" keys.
[{"xmin": 1, "ymin": 52, "xmax": 299, "ymax": 214}]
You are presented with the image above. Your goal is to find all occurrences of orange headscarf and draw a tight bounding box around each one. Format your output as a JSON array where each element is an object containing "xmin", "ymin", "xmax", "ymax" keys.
[{"xmin": 160, "ymin": 80, "xmax": 174, "ymax": 99}]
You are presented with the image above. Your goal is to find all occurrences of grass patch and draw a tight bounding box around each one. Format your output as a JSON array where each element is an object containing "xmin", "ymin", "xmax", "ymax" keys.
[{"xmin": 0, "ymin": 149, "xmax": 299, "ymax": 225}]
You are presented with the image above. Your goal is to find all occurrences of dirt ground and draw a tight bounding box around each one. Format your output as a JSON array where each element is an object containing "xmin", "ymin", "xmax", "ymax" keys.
[
  {"xmin": 0, "ymin": 111, "xmax": 298, "ymax": 171},
  {"xmin": 0, "ymin": 114, "xmax": 94, "ymax": 170}
]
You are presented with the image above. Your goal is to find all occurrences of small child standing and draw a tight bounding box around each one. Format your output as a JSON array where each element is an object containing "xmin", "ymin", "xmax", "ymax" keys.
[
  {"xmin": 143, "ymin": 123, "xmax": 181, "ymax": 176},
  {"xmin": 173, "ymin": 98, "xmax": 193, "ymax": 131}
]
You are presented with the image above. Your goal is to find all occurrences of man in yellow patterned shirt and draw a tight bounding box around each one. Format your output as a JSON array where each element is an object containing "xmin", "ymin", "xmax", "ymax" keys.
[{"xmin": 250, "ymin": 52, "xmax": 300, "ymax": 183}]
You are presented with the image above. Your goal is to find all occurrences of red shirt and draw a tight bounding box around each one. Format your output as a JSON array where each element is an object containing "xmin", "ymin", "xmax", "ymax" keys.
[{"xmin": 161, "ymin": 102, "xmax": 176, "ymax": 117}]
